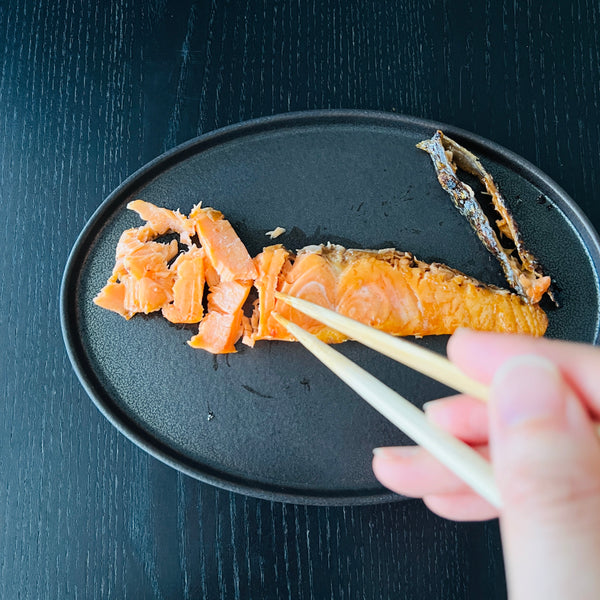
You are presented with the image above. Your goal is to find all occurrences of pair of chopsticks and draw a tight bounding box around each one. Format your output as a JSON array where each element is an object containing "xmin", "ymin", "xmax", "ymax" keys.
[{"xmin": 272, "ymin": 293, "xmax": 600, "ymax": 510}]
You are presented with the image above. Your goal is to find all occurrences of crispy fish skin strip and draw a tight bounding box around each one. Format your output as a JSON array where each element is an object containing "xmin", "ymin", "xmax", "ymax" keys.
[
  {"xmin": 417, "ymin": 130, "xmax": 552, "ymax": 304},
  {"xmin": 440, "ymin": 133, "xmax": 554, "ymax": 303}
]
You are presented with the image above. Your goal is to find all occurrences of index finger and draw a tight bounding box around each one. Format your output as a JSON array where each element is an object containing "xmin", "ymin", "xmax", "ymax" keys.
[{"xmin": 448, "ymin": 329, "xmax": 600, "ymax": 418}]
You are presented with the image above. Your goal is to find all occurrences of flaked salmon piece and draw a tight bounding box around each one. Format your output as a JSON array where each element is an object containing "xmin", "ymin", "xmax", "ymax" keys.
[
  {"xmin": 123, "ymin": 239, "xmax": 179, "ymax": 279},
  {"xmin": 248, "ymin": 245, "xmax": 290, "ymax": 342},
  {"xmin": 93, "ymin": 280, "xmax": 131, "ymax": 319},
  {"xmin": 122, "ymin": 272, "xmax": 174, "ymax": 315},
  {"xmin": 203, "ymin": 254, "xmax": 220, "ymax": 288},
  {"xmin": 241, "ymin": 315, "xmax": 254, "ymax": 347},
  {"xmin": 112, "ymin": 225, "xmax": 156, "ymax": 278},
  {"xmin": 94, "ymin": 224, "xmax": 178, "ymax": 318},
  {"xmin": 417, "ymin": 131, "xmax": 552, "ymax": 304},
  {"xmin": 94, "ymin": 270, "xmax": 175, "ymax": 320},
  {"xmin": 251, "ymin": 244, "xmax": 548, "ymax": 341},
  {"xmin": 127, "ymin": 199, "xmax": 195, "ymax": 245},
  {"xmin": 188, "ymin": 280, "xmax": 252, "ymax": 353},
  {"xmin": 94, "ymin": 271, "xmax": 175, "ymax": 319},
  {"xmin": 189, "ymin": 204, "xmax": 258, "ymax": 282},
  {"xmin": 162, "ymin": 246, "xmax": 206, "ymax": 324}
]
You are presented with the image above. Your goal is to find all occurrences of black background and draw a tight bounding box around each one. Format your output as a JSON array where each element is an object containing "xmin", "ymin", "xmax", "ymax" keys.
[{"xmin": 3, "ymin": 1, "xmax": 600, "ymax": 598}]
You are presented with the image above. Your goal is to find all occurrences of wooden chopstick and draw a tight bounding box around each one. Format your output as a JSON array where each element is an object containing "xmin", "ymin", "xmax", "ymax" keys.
[
  {"xmin": 274, "ymin": 292, "xmax": 488, "ymax": 400},
  {"xmin": 272, "ymin": 312, "xmax": 502, "ymax": 508},
  {"xmin": 274, "ymin": 292, "xmax": 600, "ymax": 438}
]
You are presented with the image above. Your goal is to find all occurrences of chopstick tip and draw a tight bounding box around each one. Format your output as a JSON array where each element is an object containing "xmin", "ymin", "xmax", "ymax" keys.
[
  {"xmin": 271, "ymin": 312, "xmax": 301, "ymax": 342},
  {"xmin": 271, "ymin": 311, "xmax": 288, "ymax": 327}
]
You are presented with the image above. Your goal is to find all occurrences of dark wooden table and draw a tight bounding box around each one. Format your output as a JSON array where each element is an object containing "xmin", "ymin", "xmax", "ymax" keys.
[{"xmin": 3, "ymin": 1, "xmax": 599, "ymax": 597}]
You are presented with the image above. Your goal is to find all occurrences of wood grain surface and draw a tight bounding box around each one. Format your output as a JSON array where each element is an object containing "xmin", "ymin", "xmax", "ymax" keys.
[{"xmin": 2, "ymin": 0, "xmax": 599, "ymax": 597}]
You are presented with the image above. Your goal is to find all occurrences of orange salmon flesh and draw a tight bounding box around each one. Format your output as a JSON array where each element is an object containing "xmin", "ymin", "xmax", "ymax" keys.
[{"xmin": 94, "ymin": 201, "xmax": 548, "ymax": 353}]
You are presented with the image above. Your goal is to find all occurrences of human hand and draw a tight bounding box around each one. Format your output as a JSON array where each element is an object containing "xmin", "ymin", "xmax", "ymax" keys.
[{"xmin": 372, "ymin": 329, "xmax": 600, "ymax": 599}]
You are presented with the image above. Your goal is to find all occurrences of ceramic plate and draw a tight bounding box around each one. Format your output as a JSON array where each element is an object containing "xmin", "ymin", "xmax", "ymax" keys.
[{"xmin": 61, "ymin": 110, "xmax": 600, "ymax": 505}]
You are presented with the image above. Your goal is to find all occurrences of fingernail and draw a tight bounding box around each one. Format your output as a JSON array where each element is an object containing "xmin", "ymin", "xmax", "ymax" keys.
[
  {"xmin": 492, "ymin": 355, "xmax": 566, "ymax": 427},
  {"xmin": 373, "ymin": 446, "xmax": 421, "ymax": 459},
  {"xmin": 422, "ymin": 400, "xmax": 436, "ymax": 412},
  {"xmin": 451, "ymin": 327, "xmax": 470, "ymax": 337},
  {"xmin": 449, "ymin": 327, "xmax": 475, "ymax": 343}
]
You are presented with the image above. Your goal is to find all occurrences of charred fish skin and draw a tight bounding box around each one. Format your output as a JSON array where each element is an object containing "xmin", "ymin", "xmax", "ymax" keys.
[
  {"xmin": 415, "ymin": 133, "xmax": 507, "ymax": 265},
  {"xmin": 417, "ymin": 131, "xmax": 552, "ymax": 305},
  {"xmin": 442, "ymin": 135, "xmax": 554, "ymax": 301}
]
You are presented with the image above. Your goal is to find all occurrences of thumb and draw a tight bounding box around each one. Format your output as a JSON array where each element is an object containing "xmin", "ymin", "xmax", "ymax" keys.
[{"xmin": 489, "ymin": 355, "xmax": 600, "ymax": 600}]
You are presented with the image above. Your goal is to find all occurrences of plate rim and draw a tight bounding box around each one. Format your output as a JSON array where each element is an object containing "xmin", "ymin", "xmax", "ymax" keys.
[{"xmin": 60, "ymin": 109, "xmax": 600, "ymax": 505}]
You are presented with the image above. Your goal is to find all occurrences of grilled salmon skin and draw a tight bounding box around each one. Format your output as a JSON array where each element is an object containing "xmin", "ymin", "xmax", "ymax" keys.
[{"xmin": 417, "ymin": 131, "xmax": 553, "ymax": 304}]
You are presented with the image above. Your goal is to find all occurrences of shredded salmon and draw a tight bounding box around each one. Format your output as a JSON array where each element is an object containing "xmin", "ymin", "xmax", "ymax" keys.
[
  {"xmin": 249, "ymin": 245, "xmax": 290, "ymax": 341},
  {"xmin": 128, "ymin": 199, "xmax": 195, "ymax": 245},
  {"xmin": 188, "ymin": 281, "xmax": 252, "ymax": 353},
  {"xmin": 94, "ymin": 201, "xmax": 258, "ymax": 352},
  {"xmin": 94, "ymin": 224, "xmax": 177, "ymax": 319},
  {"xmin": 94, "ymin": 194, "xmax": 550, "ymax": 354},
  {"xmin": 189, "ymin": 205, "xmax": 257, "ymax": 281},
  {"xmin": 162, "ymin": 246, "xmax": 206, "ymax": 324}
]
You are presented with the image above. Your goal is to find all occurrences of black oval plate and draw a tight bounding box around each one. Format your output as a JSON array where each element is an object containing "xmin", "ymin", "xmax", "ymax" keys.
[{"xmin": 61, "ymin": 110, "xmax": 600, "ymax": 505}]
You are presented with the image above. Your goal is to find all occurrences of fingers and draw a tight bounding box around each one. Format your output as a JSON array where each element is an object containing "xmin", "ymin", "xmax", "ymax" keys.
[
  {"xmin": 372, "ymin": 395, "xmax": 489, "ymax": 498},
  {"xmin": 423, "ymin": 493, "xmax": 499, "ymax": 522},
  {"xmin": 372, "ymin": 444, "xmax": 490, "ymax": 497},
  {"xmin": 489, "ymin": 354, "xmax": 600, "ymax": 598},
  {"xmin": 448, "ymin": 329, "xmax": 600, "ymax": 418},
  {"xmin": 423, "ymin": 395, "xmax": 488, "ymax": 444},
  {"xmin": 372, "ymin": 446, "xmax": 499, "ymax": 520},
  {"xmin": 372, "ymin": 396, "xmax": 491, "ymax": 519}
]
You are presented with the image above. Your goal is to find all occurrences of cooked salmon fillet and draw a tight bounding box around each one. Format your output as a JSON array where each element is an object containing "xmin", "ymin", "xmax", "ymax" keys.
[
  {"xmin": 247, "ymin": 244, "xmax": 548, "ymax": 344},
  {"xmin": 94, "ymin": 191, "xmax": 550, "ymax": 354}
]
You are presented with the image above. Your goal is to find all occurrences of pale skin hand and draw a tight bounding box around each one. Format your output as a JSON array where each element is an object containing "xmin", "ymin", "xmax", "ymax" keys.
[{"xmin": 372, "ymin": 329, "xmax": 600, "ymax": 600}]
